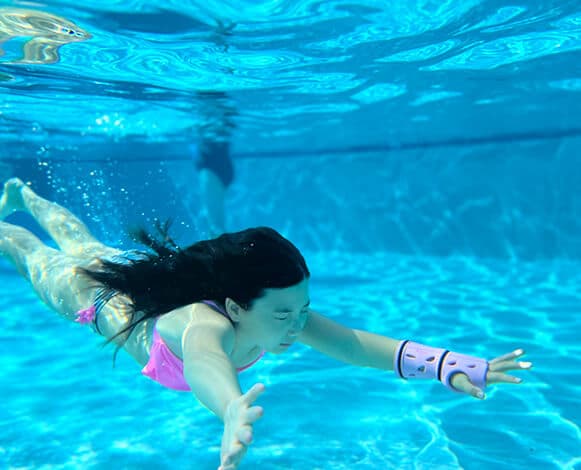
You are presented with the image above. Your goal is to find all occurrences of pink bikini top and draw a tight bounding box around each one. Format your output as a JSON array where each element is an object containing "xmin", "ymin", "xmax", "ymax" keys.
[{"xmin": 141, "ymin": 301, "xmax": 264, "ymax": 391}]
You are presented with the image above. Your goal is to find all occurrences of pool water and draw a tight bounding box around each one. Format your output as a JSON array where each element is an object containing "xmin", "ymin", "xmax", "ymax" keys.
[
  {"xmin": 1, "ymin": 1, "xmax": 580, "ymax": 468},
  {"xmin": 1, "ymin": 251, "xmax": 579, "ymax": 469}
]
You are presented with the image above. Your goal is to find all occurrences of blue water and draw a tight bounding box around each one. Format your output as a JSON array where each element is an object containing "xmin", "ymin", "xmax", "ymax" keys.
[
  {"xmin": 1, "ymin": 1, "xmax": 581, "ymax": 469},
  {"xmin": 1, "ymin": 254, "xmax": 580, "ymax": 469}
]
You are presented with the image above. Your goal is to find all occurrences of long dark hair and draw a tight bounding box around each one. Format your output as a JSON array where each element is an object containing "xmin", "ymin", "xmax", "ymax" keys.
[{"xmin": 81, "ymin": 226, "xmax": 310, "ymax": 346}]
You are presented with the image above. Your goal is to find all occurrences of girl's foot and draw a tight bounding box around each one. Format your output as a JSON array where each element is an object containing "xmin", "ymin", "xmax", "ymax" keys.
[{"xmin": 0, "ymin": 178, "xmax": 27, "ymax": 219}]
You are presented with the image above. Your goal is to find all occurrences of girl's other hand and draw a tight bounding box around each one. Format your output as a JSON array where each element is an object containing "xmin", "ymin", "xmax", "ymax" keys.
[
  {"xmin": 218, "ymin": 383, "xmax": 265, "ymax": 470},
  {"xmin": 451, "ymin": 348, "xmax": 532, "ymax": 399}
]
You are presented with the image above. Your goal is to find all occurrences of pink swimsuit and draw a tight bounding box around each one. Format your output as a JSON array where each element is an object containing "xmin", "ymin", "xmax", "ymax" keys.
[
  {"xmin": 141, "ymin": 318, "xmax": 264, "ymax": 391},
  {"xmin": 76, "ymin": 298, "xmax": 264, "ymax": 392}
]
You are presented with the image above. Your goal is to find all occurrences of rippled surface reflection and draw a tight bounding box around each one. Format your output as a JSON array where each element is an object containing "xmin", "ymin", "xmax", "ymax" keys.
[{"xmin": 0, "ymin": 1, "xmax": 580, "ymax": 147}]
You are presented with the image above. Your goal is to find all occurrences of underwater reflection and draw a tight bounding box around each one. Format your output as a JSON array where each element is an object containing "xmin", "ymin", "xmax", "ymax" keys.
[{"xmin": 0, "ymin": 7, "xmax": 90, "ymax": 64}]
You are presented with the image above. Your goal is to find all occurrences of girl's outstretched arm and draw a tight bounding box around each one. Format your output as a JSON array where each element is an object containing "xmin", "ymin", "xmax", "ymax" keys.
[
  {"xmin": 298, "ymin": 310, "xmax": 531, "ymax": 399},
  {"xmin": 298, "ymin": 310, "xmax": 400, "ymax": 369},
  {"xmin": 182, "ymin": 314, "xmax": 242, "ymax": 419},
  {"xmin": 181, "ymin": 310, "xmax": 264, "ymax": 469}
]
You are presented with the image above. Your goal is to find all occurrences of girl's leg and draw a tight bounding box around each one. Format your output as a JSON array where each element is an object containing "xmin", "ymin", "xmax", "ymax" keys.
[
  {"xmin": 0, "ymin": 221, "xmax": 150, "ymax": 365},
  {"xmin": 0, "ymin": 220, "xmax": 93, "ymax": 319},
  {"xmin": 0, "ymin": 178, "xmax": 118, "ymax": 259},
  {"xmin": 0, "ymin": 180, "xmax": 150, "ymax": 364}
]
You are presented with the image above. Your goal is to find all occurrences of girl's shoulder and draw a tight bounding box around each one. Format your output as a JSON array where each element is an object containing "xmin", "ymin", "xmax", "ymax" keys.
[
  {"xmin": 156, "ymin": 303, "xmax": 234, "ymax": 356},
  {"xmin": 181, "ymin": 302, "xmax": 237, "ymax": 356},
  {"xmin": 154, "ymin": 302, "xmax": 231, "ymax": 333}
]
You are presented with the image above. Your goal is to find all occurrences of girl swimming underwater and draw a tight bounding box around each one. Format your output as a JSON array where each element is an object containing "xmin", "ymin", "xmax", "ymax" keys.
[{"xmin": 0, "ymin": 178, "xmax": 531, "ymax": 470}]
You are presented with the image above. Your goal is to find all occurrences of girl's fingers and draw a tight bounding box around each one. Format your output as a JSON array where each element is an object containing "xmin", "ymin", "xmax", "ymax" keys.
[
  {"xmin": 489, "ymin": 360, "xmax": 532, "ymax": 373},
  {"xmin": 242, "ymin": 383, "xmax": 265, "ymax": 406},
  {"xmin": 490, "ymin": 349, "xmax": 525, "ymax": 364},
  {"xmin": 450, "ymin": 373, "xmax": 485, "ymax": 399},
  {"xmin": 245, "ymin": 405, "xmax": 264, "ymax": 423},
  {"xmin": 487, "ymin": 371, "xmax": 522, "ymax": 385},
  {"xmin": 237, "ymin": 425, "xmax": 253, "ymax": 445}
]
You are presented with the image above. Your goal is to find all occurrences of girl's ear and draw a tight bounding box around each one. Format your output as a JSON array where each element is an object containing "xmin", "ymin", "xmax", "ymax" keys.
[{"xmin": 224, "ymin": 297, "xmax": 244, "ymax": 322}]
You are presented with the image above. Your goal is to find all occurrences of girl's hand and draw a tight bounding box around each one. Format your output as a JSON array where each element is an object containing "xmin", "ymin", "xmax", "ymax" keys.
[
  {"xmin": 451, "ymin": 348, "xmax": 532, "ymax": 399},
  {"xmin": 218, "ymin": 383, "xmax": 265, "ymax": 470}
]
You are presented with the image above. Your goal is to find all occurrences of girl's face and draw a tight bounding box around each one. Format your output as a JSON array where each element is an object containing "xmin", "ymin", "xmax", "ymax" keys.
[{"xmin": 239, "ymin": 278, "xmax": 310, "ymax": 353}]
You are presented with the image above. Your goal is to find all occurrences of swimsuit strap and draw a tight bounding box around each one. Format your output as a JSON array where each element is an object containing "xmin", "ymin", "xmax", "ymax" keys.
[
  {"xmin": 201, "ymin": 300, "xmax": 233, "ymax": 323},
  {"xmin": 92, "ymin": 288, "xmax": 117, "ymax": 335}
]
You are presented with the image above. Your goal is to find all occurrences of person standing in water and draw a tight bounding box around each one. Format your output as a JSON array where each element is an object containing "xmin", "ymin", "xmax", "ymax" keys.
[{"xmin": 193, "ymin": 91, "xmax": 236, "ymax": 237}]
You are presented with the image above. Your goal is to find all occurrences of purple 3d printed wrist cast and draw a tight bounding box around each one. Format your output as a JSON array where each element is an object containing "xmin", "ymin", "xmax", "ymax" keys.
[{"xmin": 393, "ymin": 340, "xmax": 489, "ymax": 391}]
